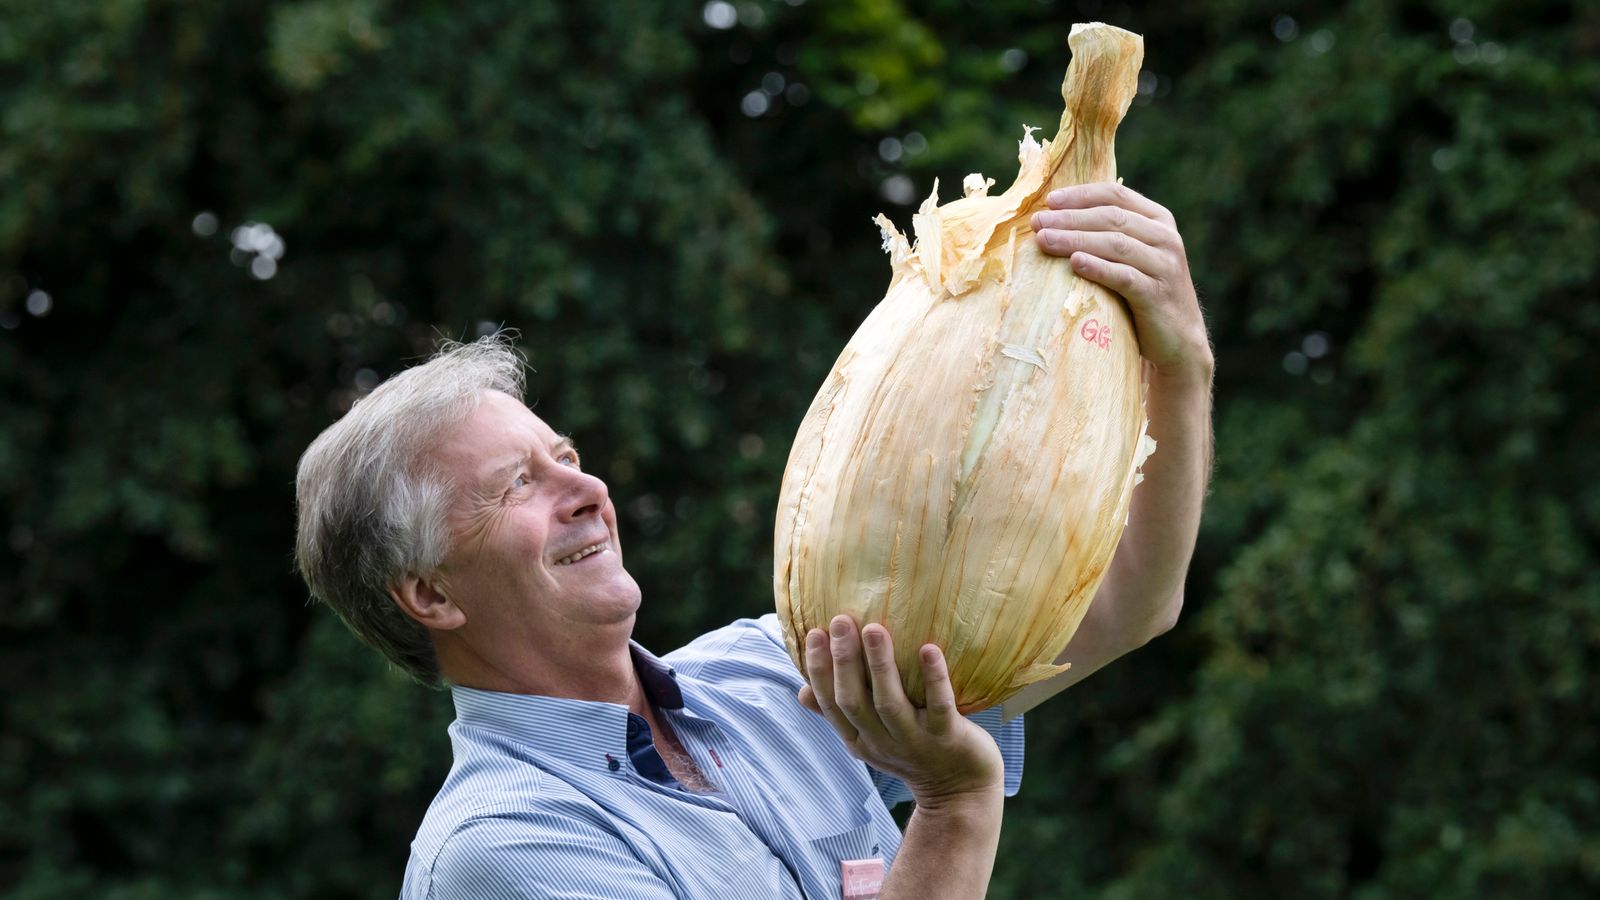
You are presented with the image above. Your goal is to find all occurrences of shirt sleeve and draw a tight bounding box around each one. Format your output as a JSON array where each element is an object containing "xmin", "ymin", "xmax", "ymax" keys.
[
  {"xmin": 712, "ymin": 615, "xmax": 1026, "ymax": 811},
  {"xmin": 427, "ymin": 812, "xmax": 680, "ymax": 900},
  {"xmin": 869, "ymin": 706, "xmax": 1025, "ymax": 809}
]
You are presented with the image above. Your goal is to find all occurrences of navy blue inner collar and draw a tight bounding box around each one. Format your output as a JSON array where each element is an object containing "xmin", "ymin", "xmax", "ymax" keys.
[
  {"xmin": 628, "ymin": 641, "xmax": 684, "ymax": 710},
  {"xmin": 625, "ymin": 642, "xmax": 688, "ymax": 790}
]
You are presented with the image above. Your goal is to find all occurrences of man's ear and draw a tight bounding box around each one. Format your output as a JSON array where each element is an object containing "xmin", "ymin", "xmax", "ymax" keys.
[{"xmin": 389, "ymin": 574, "xmax": 467, "ymax": 631}]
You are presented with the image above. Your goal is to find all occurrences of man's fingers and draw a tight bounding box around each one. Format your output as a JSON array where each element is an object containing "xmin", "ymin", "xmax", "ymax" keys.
[
  {"xmin": 919, "ymin": 643, "xmax": 959, "ymax": 735},
  {"xmin": 1034, "ymin": 228, "xmax": 1171, "ymax": 282},
  {"xmin": 861, "ymin": 624, "xmax": 916, "ymax": 739},
  {"xmin": 829, "ymin": 615, "xmax": 889, "ymax": 741},
  {"xmin": 804, "ymin": 628, "xmax": 857, "ymax": 743},
  {"xmin": 1045, "ymin": 182, "xmax": 1175, "ymax": 226},
  {"xmin": 1068, "ymin": 251, "xmax": 1156, "ymax": 301},
  {"xmin": 1030, "ymin": 205, "xmax": 1177, "ymax": 250}
]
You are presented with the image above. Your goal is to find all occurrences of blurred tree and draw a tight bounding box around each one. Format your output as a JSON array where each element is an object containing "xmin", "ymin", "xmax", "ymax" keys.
[
  {"xmin": 1, "ymin": 0, "xmax": 1596, "ymax": 897},
  {"xmin": 1, "ymin": 0, "xmax": 808, "ymax": 895}
]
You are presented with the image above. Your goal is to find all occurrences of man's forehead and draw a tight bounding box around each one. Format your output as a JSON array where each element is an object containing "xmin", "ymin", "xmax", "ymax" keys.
[
  {"xmin": 431, "ymin": 391, "xmax": 565, "ymax": 468},
  {"xmin": 479, "ymin": 391, "xmax": 557, "ymax": 437}
]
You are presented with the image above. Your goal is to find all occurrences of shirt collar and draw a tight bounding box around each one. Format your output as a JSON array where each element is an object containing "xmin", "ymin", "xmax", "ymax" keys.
[
  {"xmin": 629, "ymin": 640, "xmax": 684, "ymax": 710},
  {"xmin": 449, "ymin": 640, "xmax": 684, "ymax": 772}
]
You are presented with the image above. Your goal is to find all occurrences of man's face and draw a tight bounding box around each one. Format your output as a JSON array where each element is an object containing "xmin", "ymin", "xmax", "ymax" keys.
[{"xmin": 426, "ymin": 390, "xmax": 641, "ymax": 647}]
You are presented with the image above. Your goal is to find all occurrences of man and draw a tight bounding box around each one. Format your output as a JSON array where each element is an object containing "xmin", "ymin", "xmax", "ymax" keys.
[{"xmin": 293, "ymin": 184, "xmax": 1212, "ymax": 899}]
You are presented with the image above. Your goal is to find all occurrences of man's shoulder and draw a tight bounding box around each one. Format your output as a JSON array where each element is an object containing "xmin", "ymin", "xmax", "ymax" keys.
[
  {"xmin": 404, "ymin": 797, "xmax": 646, "ymax": 900},
  {"xmin": 664, "ymin": 614, "xmax": 802, "ymax": 685},
  {"xmin": 407, "ymin": 732, "xmax": 605, "ymax": 877}
]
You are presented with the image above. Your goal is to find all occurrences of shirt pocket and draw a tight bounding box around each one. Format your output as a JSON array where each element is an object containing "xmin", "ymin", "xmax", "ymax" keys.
[
  {"xmin": 809, "ymin": 818, "xmax": 883, "ymax": 866},
  {"xmin": 807, "ymin": 794, "xmax": 885, "ymax": 864}
]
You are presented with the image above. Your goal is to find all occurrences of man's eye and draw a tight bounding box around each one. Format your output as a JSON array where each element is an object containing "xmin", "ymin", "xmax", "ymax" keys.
[
  {"xmin": 511, "ymin": 474, "xmax": 529, "ymax": 489},
  {"xmin": 559, "ymin": 453, "xmax": 580, "ymax": 468}
]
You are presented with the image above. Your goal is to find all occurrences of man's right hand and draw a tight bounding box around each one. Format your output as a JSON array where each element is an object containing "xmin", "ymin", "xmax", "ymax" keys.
[
  {"xmin": 797, "ymin": 615, "xmax": 1003, "ymax": 808},
  {"xmin": 799, "ymin": 615, "xmax": 1006, "ymax": 898}
]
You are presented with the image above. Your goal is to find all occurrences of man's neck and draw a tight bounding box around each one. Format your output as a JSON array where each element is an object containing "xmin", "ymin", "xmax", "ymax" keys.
[
  {"xmin": 442, "ymin": 628, "xmax": 716, "ymax": 792},
  {"xmin": 437, "ymin": 622, "xmax": 647, "ymax": 709}
]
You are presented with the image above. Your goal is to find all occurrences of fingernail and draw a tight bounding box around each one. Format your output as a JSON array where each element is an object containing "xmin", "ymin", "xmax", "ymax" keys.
[
  {"xmin": 1048, "ymin": 189, "xmax": 1064, "ymax": 204},
  {"xmin": 806, "ymin": 630, "xmax": 822, "ymax": 650},
  {"xmin": 863, "ymin": 629, "xmax": 881, "ymax": 649},
  {"xmin": 1029, "ymin": 212, "xmax": 1043, "ymax": 231},
  {"xmin": 830, "ymin": 618, "xmax": 848, "ymax": 638}
]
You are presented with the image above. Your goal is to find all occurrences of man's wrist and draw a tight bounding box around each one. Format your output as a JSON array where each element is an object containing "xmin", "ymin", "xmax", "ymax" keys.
[
  {"xmin": 910, "ymin": 781, "xmax": 1004, "ymax": 817},
  {"xmin": 885, "ymin": 782, "xmax": 1003, "ymax": 899},
  {"xmin": 1149, "ymin": 349, "xmax": 1215, "ymax": 392}
]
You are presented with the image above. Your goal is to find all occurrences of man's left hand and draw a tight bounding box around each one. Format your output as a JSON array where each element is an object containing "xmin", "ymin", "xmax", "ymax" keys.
[{"xmin": 1032, "ymin": 183, "xmax": 1213, "ymax": 381}]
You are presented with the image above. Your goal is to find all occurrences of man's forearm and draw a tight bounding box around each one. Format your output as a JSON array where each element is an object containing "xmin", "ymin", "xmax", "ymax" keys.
[
  {"xmin": 1049, "ymin": 360, "xmax": 1214, "ymax": 682},
  {"xmin": 1105, "ymin": 360, "xmax": 1214, "ymax": 628},
  {"xmin": 879, "ymin": 789, "xmax": 1004, "ymax": 900}
]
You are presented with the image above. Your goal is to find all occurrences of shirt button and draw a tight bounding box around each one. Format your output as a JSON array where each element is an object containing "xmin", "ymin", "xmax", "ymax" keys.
[{"xmin": 606, "ymin": 754, "xmax": 620, "ymax": 772}]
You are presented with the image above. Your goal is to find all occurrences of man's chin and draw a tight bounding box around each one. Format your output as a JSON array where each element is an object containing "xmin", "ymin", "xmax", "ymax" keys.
[
  {"xmin": 545, "ymin": 563, "xmax": 642, "ymax": 624},
  {"xmin": 594, "ymin": 578, "xmax": 643, "ymax": 624}
]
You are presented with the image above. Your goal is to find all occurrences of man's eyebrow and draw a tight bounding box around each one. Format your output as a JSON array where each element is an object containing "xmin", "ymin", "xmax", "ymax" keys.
[
  {"xmin": 482, "ymin": 458, "xmax": 524, "ymax": 488},
  {"xmin": 480, "ymin": 438, "xmax": 580, "ymax": 489}
]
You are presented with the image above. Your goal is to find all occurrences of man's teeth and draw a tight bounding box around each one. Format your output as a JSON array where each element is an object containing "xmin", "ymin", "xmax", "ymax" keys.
[{"xmin": 555, "ymin": 542, "xmax": 608, "ymax": 566}]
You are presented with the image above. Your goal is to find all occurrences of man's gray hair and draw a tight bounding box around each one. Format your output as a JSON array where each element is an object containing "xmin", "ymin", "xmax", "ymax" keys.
[{"xmin": 294, "ymin": 333, "xmax": 527, "ymax": 685}]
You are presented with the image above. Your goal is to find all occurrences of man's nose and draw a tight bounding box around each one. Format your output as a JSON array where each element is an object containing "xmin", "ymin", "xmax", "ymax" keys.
[{"xmin": 557, "ymin": 469, "xmax": 609, "ymax": 522}]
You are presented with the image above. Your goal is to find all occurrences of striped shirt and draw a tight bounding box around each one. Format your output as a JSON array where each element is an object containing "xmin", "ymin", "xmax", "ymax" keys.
[{"xmin": 400, "ymin": 614, "xmax": 1024, "ymax": 899}]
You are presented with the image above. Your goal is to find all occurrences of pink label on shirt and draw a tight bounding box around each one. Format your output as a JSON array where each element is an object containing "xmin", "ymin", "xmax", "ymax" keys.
[{"xmin": 841, "ymin": 857, "xmax": 884, "ymax": 899}]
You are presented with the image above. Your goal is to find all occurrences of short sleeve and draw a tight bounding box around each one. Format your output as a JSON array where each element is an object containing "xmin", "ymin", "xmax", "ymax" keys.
[
  {"xmin": 717, "ymin": 615, "xmax": 1026, "ymax": 811},
  {"xmin": 869, "ymin": 707, "xmax": 1025, "ymax": 809},
  {"xmin": 427, "ymin": 812, "xmax": 680, "ymax": 900}
]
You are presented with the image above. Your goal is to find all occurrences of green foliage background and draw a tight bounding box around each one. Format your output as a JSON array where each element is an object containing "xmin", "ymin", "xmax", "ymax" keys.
[{"xmin": 2, "ymin": 0, "xmax": 1596, "ymax": 896}]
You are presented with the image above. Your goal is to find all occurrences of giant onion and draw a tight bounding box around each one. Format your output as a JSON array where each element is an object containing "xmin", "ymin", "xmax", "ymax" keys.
[{"xmin": 774, "ymin": 23, "xmax": 1155, "ymax": 712}]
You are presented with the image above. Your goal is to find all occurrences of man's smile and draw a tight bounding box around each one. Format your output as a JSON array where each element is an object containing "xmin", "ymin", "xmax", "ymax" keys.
[{"xmin": 554, "ymin": 541, "xmax": 611, "ymax": 566}]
